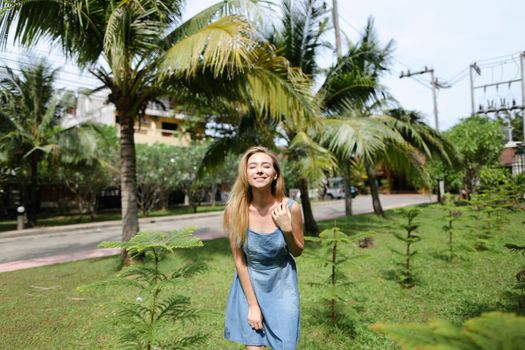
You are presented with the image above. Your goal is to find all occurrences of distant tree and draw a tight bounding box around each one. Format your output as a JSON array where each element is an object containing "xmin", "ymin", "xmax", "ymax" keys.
[
  {"xmin": 56, "ymin": 125, "xmax": 120, "ymax": 220},
  {"xmin": 445, "ymin": 115, "xmax": 505, "ymax": 196},
  {"xmin": 136, "ymin": 142, "xmax": 233, "ymax": 215},
  {"xmin": 135, "ymin": 144, "xmax": 180, "ymax": 216},
  {"xmin": 0, "ymin": 62, "xmax": 96, "ymax": 225}
]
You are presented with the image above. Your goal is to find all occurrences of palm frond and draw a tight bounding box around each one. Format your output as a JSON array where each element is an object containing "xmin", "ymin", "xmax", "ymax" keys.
[
  {"xmin": 381, "ymin": 141, "xmax": 431, "ymax": 188},
  {"xmin": 0, "ymin": 0, "xmax": 105, "ymax": 66},
  {"xmin": 160, "ymin": 0, "xmax": 269, "ymax": 49},
  {"xmin": 161, "ymin": 15, "xmax": 256, "ymax": 79},
  {"xmin": 289, "ymin": 130, "xmax": 336, "ymax": 186},
  {"xmin": 245, "ymin": 46, "xmax": 320, "ymax": 125},
  {"xmin": 321, "ymin": 116, "xmax": 403, "ymax": 162}
]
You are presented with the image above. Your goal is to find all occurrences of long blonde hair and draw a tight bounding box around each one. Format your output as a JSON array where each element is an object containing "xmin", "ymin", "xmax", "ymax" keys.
[{"xmin": 224, "ymin": 146, "xmax": 285, "ymax": 247}]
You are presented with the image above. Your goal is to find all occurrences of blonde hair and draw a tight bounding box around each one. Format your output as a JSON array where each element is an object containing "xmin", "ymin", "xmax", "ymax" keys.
[{"xmin": 224, "ymin": 146, "xmax": 285, "ymax": 247}]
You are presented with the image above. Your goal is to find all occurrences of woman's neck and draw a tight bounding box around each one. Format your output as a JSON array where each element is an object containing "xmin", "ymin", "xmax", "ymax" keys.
[{"xmin": 250, "ymin": 188, "xmax": 276, "ymax": 209}]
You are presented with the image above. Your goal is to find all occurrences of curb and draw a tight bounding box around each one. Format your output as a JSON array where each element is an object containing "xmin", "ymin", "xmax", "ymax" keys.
[{"xmin": 0, "ymin": 248, "xmax": 121, "ymax": 273}]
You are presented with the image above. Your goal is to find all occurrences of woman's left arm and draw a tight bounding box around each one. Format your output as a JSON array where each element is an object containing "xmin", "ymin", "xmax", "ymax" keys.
[{"xmin": 273, "ymin": 200, "xmax": 304, "ymax": 257}]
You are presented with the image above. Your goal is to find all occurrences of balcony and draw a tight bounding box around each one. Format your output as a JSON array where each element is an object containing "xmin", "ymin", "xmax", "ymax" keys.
[{"xmin": 117, "ymin": 127, "xmax": 191, "ymax": 146}]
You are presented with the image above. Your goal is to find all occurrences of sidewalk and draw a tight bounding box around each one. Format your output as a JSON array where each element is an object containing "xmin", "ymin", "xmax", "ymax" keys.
[
  {"xmin": 0, "ymin": 210, "xmax": 223, "ymax": 239},
  {"xmin": 0, "ymin": 211, "xmax": 227, "ymax": 273}
]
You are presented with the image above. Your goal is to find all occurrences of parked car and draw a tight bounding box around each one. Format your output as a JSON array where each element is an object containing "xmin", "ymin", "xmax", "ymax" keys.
[
  {"xmin": 325, "ymin": 177, "xmax": 358, "ymax": 199},
  {"xmin": 289, "ymin": 188, "xmax": 322, "ymax": 201},
  {"xmin": 325, "ymin": 185, "xmax": 358, "ymax": 199}
]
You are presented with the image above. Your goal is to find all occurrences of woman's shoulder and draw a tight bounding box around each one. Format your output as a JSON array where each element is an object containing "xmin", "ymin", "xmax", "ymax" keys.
[{"xmin": 283, "ymin": 197, "xmax": 299, "ymax": 210}]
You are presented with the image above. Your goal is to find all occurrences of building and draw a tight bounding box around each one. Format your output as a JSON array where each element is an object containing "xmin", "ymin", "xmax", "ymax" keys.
[
  {"xmin": 63, "ymin": 89, "xmax": 194, "ymax": 146},
  {"xmin": 501, "ymin": 123, "xmax": 525, "ymax": 176}
]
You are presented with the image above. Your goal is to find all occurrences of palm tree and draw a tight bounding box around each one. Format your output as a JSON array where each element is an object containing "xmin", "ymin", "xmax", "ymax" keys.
[
  {"xmin": 188, "ymin": 0, "xmax": 330, "ymax": 235},
  {"xmin": 319, "ymin": 18, "xmax": 454, "ymax": 216},
  {"xmin": 0, "ymin": 61, "xmax": 97, "ymax": 225},
  {"xmin": 314, "ymin": 17, "xmax": 393, "ymax": 215},
  {"xmin": 260, "ymin": 0, "xmax": 332, "ymax": 235},
  {"xmin": 0, "ymin": 1, "xmax": 319, "ymax": 259}
]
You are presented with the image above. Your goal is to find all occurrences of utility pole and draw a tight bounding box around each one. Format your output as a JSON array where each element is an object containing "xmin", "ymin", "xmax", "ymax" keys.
[
  {"xmin": 430, "ymin": 69, "xmax": 440, "ymax": 131},
  {"xmin": 400, "ymin": 67, "xmax": 444, "ymax": 131},
  {"xmin": 332, "ymin": 0, "xmax": 342, "ymax": 57},
  {"xmin": 469, "ymin": 63, "xmax": 480, "ymax": 115},
  {"xmin": 331, "ymin": 0, "xmax": 352, "ymax": 215},
  {"xmin": 400, "ymin": 66, "xmax": 447, "ymax": 202},
  {"xmin": 520, "ymin": 52, "xmax": 525, "ymax": 146}
]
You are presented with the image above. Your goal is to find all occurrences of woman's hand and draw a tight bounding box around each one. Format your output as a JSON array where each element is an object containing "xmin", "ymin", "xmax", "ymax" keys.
[
  {"xmin": 271, "ymin": 198, "xmax": 292, "ymax": 233},
  {"xmin": 247, "ymin": 304, "xmax": 264, "ymax": 330}
]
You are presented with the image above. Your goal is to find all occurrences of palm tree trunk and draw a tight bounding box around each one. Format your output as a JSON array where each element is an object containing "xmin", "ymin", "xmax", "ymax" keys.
[
  {"xmin": 342, "ymin": 159, "xmax": 352, "ymax": 216},
  {"xmin": 299, "ymin": 177, "xmax": 319, "ymax": 236},
  {"xmin": 119, "ymin": 113, "xmax": 140, "ymax": 264},
  {"xmin": 366, "ymin": 163, "xmax": 384, "ymax": 217}
]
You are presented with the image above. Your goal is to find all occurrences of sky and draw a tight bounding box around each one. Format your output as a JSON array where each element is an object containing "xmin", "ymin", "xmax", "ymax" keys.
[{"xmin": 2, "ymin": 0, "xmax": 524, "ymax": 131}]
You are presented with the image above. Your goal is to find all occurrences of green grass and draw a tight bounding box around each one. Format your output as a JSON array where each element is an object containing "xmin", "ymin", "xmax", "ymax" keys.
[
  {"xmin": 0, "ymin": 205, "xmax": 523, "ymax": 349},
  {"xmin": 0, "ymin": 205, "xmax": 226, "ymax": 232}
]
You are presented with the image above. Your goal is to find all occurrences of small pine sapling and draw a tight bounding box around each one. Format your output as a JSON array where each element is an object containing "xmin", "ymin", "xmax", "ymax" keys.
[
  {"xmin": 304, "ymin": 224, "xmax": 372, "ymax": 329},
  {"xmin": 435, "ymin": 197, "xmax": 465, "ymax": 262},
  {"xmin": 469, "ymin": 191, "xmax": 508, "ymax": 251},
  {"xmin": 505, "ymin": 241, "xmax": 525, "ymax": 309},
  {"xmin": 81, "ymin": 228, "xmax": 207, "ymax": 349},
  {"xmin": 372, "ymin": 311, "xmax": 525, "ymax": 349},
  {"xmin": 391, "ymin": 208, "xmax": 422, "ymax": 288}
]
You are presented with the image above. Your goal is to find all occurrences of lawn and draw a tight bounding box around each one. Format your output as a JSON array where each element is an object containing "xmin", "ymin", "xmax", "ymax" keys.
[{"xmin": 0, "ymin": 204, "xmax": 523, "ymax": 349}]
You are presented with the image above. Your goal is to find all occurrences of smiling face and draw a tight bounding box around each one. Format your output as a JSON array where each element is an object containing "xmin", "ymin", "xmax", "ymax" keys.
[{"xmin": 246, "ymin": 152, "xmax": 278, "ymax": 190}]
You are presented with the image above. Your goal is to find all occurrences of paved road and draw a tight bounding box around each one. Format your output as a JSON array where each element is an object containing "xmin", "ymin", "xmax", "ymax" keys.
[{"xmin": 0, "ymin": 194, "xmax": 434, "ymax": 271}]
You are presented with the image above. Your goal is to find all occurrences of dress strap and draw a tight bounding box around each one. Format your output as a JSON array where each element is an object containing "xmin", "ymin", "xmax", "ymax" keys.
[{"xmin": 286, "ymin": 197, "xmax": 294, "ymax": 209}]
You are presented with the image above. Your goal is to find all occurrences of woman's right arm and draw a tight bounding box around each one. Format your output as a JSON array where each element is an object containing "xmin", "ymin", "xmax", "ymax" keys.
[{"xmin": 230, "ymin": 239, "xmax": 264, "ymax": 330}]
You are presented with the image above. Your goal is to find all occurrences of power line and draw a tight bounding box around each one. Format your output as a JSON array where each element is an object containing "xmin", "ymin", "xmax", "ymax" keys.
[
  {"xmin": 0, "ymin": 64, "xmax": 100, "ymax": 91},
  {"xmin": 0, "ymin": 55, "xmax": 99, "ymax": 84},
  {"xmin": 476, "ymin": 51, "xmax": 522, "ymax": 64}
]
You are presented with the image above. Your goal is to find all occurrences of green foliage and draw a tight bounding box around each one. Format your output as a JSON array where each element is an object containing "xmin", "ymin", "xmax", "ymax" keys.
[
  {"xmin": 425, "ymin": 157, "xmax": 463, "ymax": 193},
  {"xmin": 136, "ymin": 143, "xmax": 183, "ymax": 216},
  {"xmin": 390, "ymin": 208, "xmax": 422, "ymax": 288},
  {"xmin": 86, "ymin": 229, "xmax": 207, "ymax": 349},
  {"xmin": 479, "ymin": 166, "xmax": 511, "ymax": 188},
  {"xmin": 136, "ymin": 142, "xmax": 233, "ymax": 215},
  {"xmin": 372, "ymin": 311, "xmax": 525, "ymax": 350},
  {"xmin": 445, "ymin": 115, "xmax": 505, "ymax": 194},
  {"xmin": 55, "ymin": 125, "xmax": 119, "ymax": 219},
  {"xmin": 304, "ymin": 224, "xmax": 372, "ymax": 329},
  {"xmin": 0, "ymin": 60, "xmax": 98, "ymax": 224}
]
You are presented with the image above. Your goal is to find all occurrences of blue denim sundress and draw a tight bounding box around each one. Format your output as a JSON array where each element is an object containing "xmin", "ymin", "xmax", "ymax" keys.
[{"xmin": 224, "ymin": 198, "xmax": 300, "ymax": 349}]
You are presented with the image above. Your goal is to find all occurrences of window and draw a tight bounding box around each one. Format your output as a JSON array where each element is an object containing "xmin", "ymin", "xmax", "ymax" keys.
[{"xmin": 161, "ymin": 122, "xmax": 178, "ymax": 136}]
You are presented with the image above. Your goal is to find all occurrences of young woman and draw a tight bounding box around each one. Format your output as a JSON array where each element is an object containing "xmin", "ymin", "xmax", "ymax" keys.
[{"xmin": 224, "ymin": 146, "xmax": 304, "ymax": 350}]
